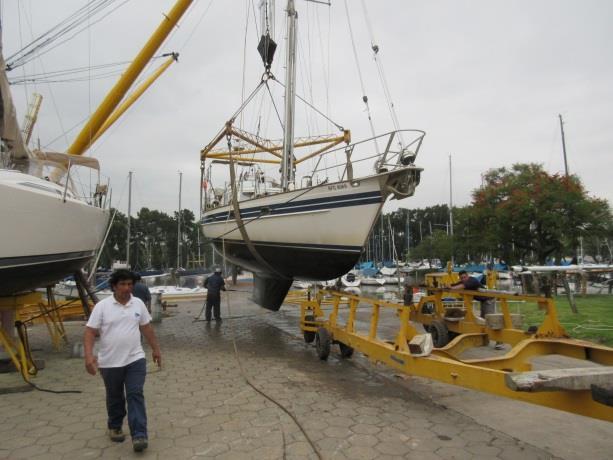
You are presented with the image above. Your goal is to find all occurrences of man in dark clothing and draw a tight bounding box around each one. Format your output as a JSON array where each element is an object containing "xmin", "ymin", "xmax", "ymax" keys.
[
  {"xmin": 132, "ymin": 274, "xmax": 152, "ymax": 313},
  {"xmin": 204, "ymin": 267, "xmax": 226, "ymax": 322},
  {"xmin": 403, "ymin": 284, "xmax": 413, "ymax": 306},
  {"xmin": 451, "ymin": 270, "xmax": 503, "ymax": 349}
]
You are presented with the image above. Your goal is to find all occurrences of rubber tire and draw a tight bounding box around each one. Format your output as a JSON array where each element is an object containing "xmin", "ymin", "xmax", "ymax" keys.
[
  {"xmin": 303, "ymin": 315, "xmax": 316, "ymax": 343},
  {"xmin": 429, "ymin": 319, "xmax": 449, "ymax": 348},
  {"xmin": 315, "ymin": 327, "xmax": 331, "ymax": 360},
  {"xmin": 339, "ymin": 342, "xmax": 354, "ymax": 358}
]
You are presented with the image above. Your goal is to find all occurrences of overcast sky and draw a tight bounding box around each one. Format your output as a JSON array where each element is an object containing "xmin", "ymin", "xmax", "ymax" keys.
[{"xmin": 3, "ymin": 0, "xmax": 612, "ymax": 218}]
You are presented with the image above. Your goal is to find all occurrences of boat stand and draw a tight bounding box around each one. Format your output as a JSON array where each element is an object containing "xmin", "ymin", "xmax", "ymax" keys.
[
  {"xmin": 0, "ymin": 293, "xmax": 41, "ymax": 381},
  {"xmin": 298, "ymin": 290, "xmax": 613, "ymax": 422}
]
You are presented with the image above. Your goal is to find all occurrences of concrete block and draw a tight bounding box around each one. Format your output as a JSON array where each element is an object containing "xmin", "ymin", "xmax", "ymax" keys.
[
  {"xmin": 409, "ymin": 333, "xmax": 433, "ymax": 356},
  {"xmin": 505, "ymin": 367, "xmax": 613, "ymax": 392},
  {"xmin": 485, "ymin": 313, "xmax": 523, "ymax": 330}
]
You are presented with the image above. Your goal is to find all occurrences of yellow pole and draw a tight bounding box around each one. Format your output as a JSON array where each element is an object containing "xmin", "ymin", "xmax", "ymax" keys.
[
  {"xmin": 90, "ymin": 54, "xmax": 177, "ymax": 145},
  {"xmin": 68, "ymin": 0, "xmax": 193, "ymax": 156}
]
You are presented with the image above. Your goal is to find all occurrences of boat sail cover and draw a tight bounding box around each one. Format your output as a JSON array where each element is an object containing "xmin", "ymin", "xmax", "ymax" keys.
[{"xmin": 0, "ymin": 27, "xmax": 30, "ymax": 168}]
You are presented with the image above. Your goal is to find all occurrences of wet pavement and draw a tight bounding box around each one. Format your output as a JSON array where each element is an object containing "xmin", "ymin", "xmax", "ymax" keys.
[{"xmin": 1, "ymin": 287, "xmax": 612, "ymax": 459}]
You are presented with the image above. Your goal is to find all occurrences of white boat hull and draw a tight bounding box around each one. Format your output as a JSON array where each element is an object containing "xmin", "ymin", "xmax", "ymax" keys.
[
  {"xmin": 0, "ymin": 170, "xmax": 109, "ymax": 295},
  {"xmin": 361, "ymin": 277, "xmax": 386, "ymax": 286},
  {"xmin": 202, "ymin": 173, "xmax": 391, "ymax": 279}
]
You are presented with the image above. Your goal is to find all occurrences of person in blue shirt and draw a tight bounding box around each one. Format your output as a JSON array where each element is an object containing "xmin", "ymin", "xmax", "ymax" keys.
[
  {"xmin": 451, "ymin": 270, "xmax": 503, "ymax": 350},
  {"xmin": 204, "ymin": 267, "xmax": 226, "ymax": 322},
  {"xmin": 132, "ymin": 274, "xmax": 151, "ymax": 312}
]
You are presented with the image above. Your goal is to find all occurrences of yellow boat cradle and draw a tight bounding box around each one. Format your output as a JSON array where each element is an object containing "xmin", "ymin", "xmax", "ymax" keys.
[
  {"xmin": 297, "ymin": 289, "xmax": 613, "ymax": 422},
  {"xmin": 0, "ymin": 290, "xmax": 91, "ymax": 383}
]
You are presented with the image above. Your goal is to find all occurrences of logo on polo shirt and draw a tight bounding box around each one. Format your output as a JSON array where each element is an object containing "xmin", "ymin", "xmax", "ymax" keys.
[{"xmin": 135, "ymin": 312, "xmax": 140, "ymax": 318}]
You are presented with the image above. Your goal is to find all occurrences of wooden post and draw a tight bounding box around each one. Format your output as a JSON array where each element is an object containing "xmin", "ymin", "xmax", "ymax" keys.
[{"xmin": 561, "ymin": 274, "xmax": 579, "ymax": 314}]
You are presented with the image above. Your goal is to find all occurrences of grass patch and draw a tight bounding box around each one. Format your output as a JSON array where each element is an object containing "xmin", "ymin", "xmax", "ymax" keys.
[{"xmin": 513, "ymin": 295, "xmax": 613, "ymax": 346}]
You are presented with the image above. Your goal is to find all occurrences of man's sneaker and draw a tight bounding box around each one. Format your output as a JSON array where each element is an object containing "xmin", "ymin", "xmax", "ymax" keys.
[
  {"xmin": 133, "ymin": 437, "xmax": 148, "ymax": 452},
  {"xmin": 494, "ymin": 342, "xmax": 505, "ymax": 350},
  {"xmin": 108, "ymin": 428, "xmax": 125, "ymax": 442}
]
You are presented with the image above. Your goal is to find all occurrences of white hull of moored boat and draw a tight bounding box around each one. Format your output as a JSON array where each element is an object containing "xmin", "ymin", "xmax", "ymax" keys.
[{"xmin": 0, "ymin": 170, "xmax": 109, "ymax": 295}]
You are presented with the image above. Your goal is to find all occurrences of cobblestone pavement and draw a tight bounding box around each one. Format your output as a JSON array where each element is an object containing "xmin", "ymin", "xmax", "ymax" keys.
[{"xmin": 0, "ymin": 288, "xmax": 610, "ymax": 459}]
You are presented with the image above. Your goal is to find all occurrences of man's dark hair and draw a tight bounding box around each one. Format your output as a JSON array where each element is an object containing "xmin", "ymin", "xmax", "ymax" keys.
[
  {"xmin": 109, "ymin": 269, "xmax": 137, "ymax": 287},
  {"xmin": 458, "ymin": 270, "xmax": 468, "ymax": 276}
]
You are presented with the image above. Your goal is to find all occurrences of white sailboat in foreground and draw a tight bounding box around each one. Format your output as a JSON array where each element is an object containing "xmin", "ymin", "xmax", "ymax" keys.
[
  {"xmin": 0, "ymin": 29, "xmax": 109, "ymax": 296},
  {"xmin": 200, "ymin": 1, "xmax": 424, "ymax": 310},
  {"xmin": 1, "ymin": 1, "xmax": 192, "ymax": 296}
]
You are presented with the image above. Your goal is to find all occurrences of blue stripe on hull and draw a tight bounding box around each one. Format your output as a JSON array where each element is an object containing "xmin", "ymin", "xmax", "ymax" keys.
[
  {"xmin": 202, "ymin": 190, "xmax": 382, "ymax": 224},
  {"xmin": 211, "ymin": 238, "xmax": 361, "ymax": 254}
]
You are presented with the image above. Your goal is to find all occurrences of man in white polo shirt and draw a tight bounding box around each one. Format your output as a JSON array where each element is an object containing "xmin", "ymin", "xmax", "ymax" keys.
[{"xmin": 84, "ymin": 269, "xmax": 161, "ymax": 453}]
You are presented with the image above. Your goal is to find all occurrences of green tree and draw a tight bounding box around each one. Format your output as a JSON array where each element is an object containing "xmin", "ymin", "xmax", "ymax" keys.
[{"xmin": 470, "ymin": 163, "xmax": 611, "ymax": 264}]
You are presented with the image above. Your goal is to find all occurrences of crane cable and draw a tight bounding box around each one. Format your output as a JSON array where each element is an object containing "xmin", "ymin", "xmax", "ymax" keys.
[
  {"xmin": 342, "ymin": 0, "xmax": 379, "ymax": 154},
  {"xmin": 219, "ymin": 275, "xmax": 323, "ymax": 459}
]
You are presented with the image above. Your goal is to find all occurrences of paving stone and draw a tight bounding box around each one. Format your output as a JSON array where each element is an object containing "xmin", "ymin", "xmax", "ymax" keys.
[
  {"xmin": 498, "ymin": 444, "xmax": 553, "ymax": 460},
  {"xmin": 48, "ymin": 438, "xmax": 88, "ymax": 454},
  {"xmin": 465, "ymin": 442, "xmax": 502, "ymax": 456},
  {"xmin": 350, "ymin": 423, "xmax": 381, "ymax": 435},
  {"xmin": 341, "ymin": 444, "xmax": 379, "ymax": 459},
  {"xmin": 4, "ymin": 443, "xmax": 49, "ymax": 459},
  {"xmin": 323, "ymin": 426, "xmax": 353, "ymax": 439},
  {"xmin": 374, "ymin": 440, "xmax": 412, "ymax": 456},
  {"xmin": 347, "ymin": 433, "xmax": 378, "ymax": 447},
  {"xmin": 435, "ymin": 446, "xmax": 474, "ymax": 459}
]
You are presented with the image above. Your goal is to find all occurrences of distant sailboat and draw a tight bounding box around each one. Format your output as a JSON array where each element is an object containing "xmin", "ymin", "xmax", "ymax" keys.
[{"xmin": 200, "ymin": 0, "xmax": 424, "ymax": 310}]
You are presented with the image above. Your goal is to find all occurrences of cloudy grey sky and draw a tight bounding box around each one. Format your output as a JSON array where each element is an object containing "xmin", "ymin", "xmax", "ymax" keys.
[{"xmin": 3, "ymin": 0, "xmax": 612, "ymax": 217}]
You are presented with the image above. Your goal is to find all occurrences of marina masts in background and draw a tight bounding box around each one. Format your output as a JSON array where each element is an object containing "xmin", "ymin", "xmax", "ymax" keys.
[
  {"xmin": 559, "ymin": 114, "xmax": 569, "ymax": 177},
  {"xmin": 177, "ymin": 171, "xmax": 183, "ymax": 269},
  {"xmin": 127, "ymin": 171, "xmax": 133, "ymax": 268}
]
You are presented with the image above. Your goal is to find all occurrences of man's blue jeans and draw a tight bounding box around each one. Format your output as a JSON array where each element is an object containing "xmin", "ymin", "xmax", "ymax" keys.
[{"xmin": 100, "ymin": 358, "xmax": 147, "ymax": 438}]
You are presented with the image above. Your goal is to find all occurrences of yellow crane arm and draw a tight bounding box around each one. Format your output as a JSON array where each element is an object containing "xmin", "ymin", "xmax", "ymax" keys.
[{"xmin": 67, "ymin": 0, "xmax": 193, "ymax": 156}]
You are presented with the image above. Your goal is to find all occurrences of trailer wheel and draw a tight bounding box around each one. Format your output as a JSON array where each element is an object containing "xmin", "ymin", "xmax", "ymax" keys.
[
  {"xmin": 315, "ymin": 327, "xmax": 331, "ymax": 360},
  {"xmin": 303, "ymin": 315, "xmax": 316, "ymax": 343},
  {"xmin": 429, "ymin": 320, "xmax": 449, "ymax": 348},
  {"xmin": 339, "ymin": 342, "xmax": 354, "ymax": 358}
]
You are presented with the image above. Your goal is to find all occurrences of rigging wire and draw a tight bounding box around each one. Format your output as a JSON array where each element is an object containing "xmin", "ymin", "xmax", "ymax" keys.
[
  {"xmin": 7, "ymin": 0, "xmax": 132, "ymax": 72},
  {"xmin": 342, "ymin": 0, "xmax": 379, "ymax": 153},
  {"xmin": 240, "ymin": 0, "xmax": 251, "ymax": 130},
  {"xmin": 270, "ymin": 78, "xmax": 343, "ymax": 131},
  {"xmin": 9, "ymin": 60, "xmax": 133, "ymax": 83},
  {"xmin": 359, "ymin": 0, "xmax": 404, "ymax": 148},
  {"xmin": 17, "ymin": 1, "xmax": 71, "ymax": 150}
]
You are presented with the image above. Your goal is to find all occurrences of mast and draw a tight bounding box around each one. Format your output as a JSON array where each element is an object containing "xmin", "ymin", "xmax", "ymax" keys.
[
  {"xmin": 177, "ymin": 171, "xmax": 183, "ymax": 269},
  {"xmin": 281, "ymin": 0, "xmax": 297, "ymax": 191},
  {"xmin": 127, "ymin": 171, "xmax": 132, "ymax": 268},
  {"xmin": 559, "ymin": 114, "xmax": 569, "ymax": 177},
  {"xmin": 449, "ymin": 154, "xmax": 454, "ymax": 265}
]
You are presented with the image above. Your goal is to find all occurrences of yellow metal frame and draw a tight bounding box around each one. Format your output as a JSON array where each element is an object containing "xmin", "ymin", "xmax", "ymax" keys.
[
  {"xmin": 0, "ymin": 292, "xmax": 91, "ymax": 381},
  {"xmin": 298, "ymin": 290, "xmax": 613, "ymax": 422},
  {"xmin": 201, "ymin": 122, "xmax": 351, "ymax": 166},
  {"xmin": 0, "ymin": 293, "xmax": 43, "ymax": 381}
]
